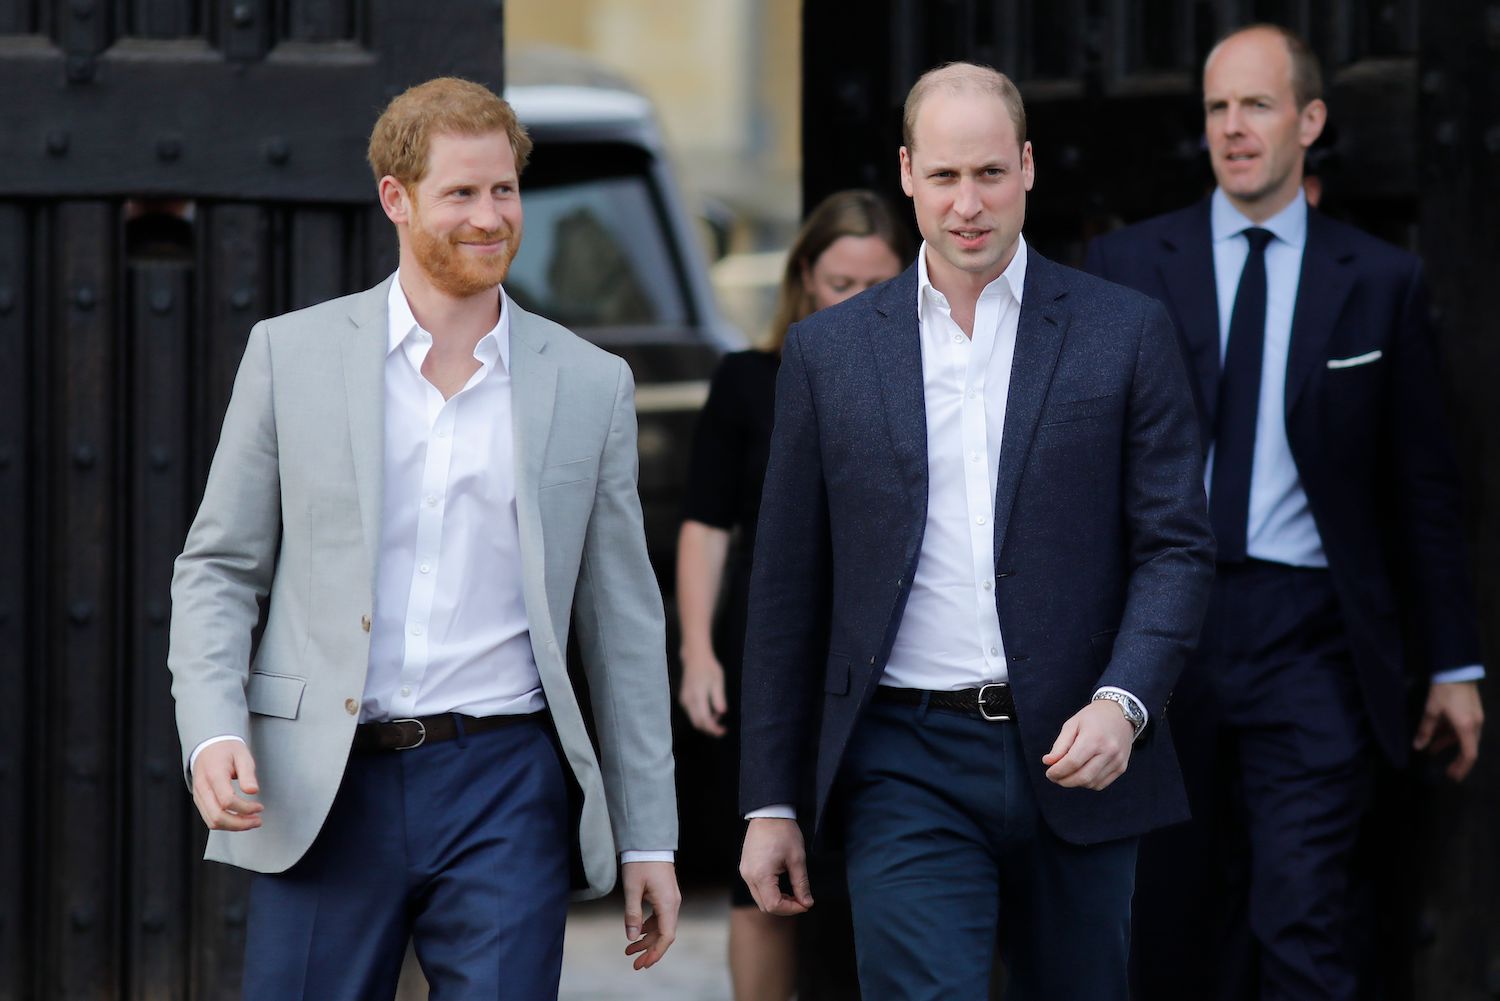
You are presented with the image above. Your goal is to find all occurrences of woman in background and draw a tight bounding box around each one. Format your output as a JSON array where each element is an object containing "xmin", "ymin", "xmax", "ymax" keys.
[{"xmin": 677, "ymin": 189, "xmax": 914, "ymax": 1001}]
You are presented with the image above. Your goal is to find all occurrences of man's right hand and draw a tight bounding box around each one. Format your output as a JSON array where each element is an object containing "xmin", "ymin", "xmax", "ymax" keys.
[
  {"xmin": 738, "ymin": 818, "xmax": 813, "ymax": 916},
  {"xmin": 191, "ymin": 740, "xmax": 264, "ymax": 831}
]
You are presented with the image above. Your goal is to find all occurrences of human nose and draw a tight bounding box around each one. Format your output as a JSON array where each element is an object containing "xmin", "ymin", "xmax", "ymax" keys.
[
  {"xmin": 471, "ymin": 196, "xmax": 502, "ymax": 232},
  {"xmin": 953, "ymin": 177, "xmax": 981, "ymax": 219}
]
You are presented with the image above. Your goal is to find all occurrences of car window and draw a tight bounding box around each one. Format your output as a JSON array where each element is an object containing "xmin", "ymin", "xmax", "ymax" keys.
[{"xmin": 507, "ymin": 173, "xmax": 690, "ymax": 330}]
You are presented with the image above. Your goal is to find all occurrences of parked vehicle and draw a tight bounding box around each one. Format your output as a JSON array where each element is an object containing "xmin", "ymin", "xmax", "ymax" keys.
[{"xmin": 506, "ymin": 49, "xmax": 744, "ymax": 592}]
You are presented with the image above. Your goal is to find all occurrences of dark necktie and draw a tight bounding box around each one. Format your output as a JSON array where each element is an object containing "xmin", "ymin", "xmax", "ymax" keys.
[{"xmin": 1210, "ymin": 227, "xmax": 1274, "ymax": 564}]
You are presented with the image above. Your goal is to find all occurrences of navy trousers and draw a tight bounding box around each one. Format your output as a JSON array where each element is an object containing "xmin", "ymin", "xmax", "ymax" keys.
[
  {"xmin": 242, "ymin": 714, "xmax": 571, "ymax": 1001},
  {"xmin": 837, "ymin": 698, "xmax": 1138, "ymax": 1001},
  {"xmin": 1132, "ymin": 560, "xmax": 1373, "ymax": 1001}
]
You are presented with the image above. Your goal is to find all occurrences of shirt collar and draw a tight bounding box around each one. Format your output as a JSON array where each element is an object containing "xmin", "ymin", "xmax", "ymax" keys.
[
  {"xmin": 386, "ymin": 271, "xmax": 511, "ymax": 372},
  {"xmin": 915, "ymin": 234, "xmax": 1028, "ymax": 311},
  {"xmin": 1210, "ymin": 187, "xmax": 1307, "ymax": 250}
]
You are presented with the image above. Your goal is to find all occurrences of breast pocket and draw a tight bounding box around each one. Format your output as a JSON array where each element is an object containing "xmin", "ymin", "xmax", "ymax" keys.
[
  {"xmin": 1039, "ymin": 393, "xmax": 1117, "ymax": 429},
  {"xmin": 538, "ymin": 455, "xmax": 600, "ymax": 490}
]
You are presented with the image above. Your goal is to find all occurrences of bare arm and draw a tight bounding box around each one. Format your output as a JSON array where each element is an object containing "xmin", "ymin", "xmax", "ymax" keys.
[{"xmin": 675, "ymin": 520, "xmax": 732, "ymax": 736}]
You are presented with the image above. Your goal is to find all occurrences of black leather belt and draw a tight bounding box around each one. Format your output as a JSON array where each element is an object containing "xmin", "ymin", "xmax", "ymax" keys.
[
  {"xmin": 352, "ymin": 711, "xmax": 540, "ymax": 752},
  {"xmin": 875, "ymin": 683, "xmax": 1016, "ymax": 722}
]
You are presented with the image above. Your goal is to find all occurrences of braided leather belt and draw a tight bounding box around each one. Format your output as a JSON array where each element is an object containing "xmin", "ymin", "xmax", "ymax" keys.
[{"xmin": 875, "ymin": 682, "xmax": 1016, "ymax": 722}]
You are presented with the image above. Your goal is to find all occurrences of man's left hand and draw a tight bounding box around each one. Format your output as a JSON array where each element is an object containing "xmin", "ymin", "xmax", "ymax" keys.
[
  {"xmin": 1043, "ymin": 700, "xmax": 1136, "ymax": 790},
  {"xmin": 1414, "ymin": 680, "xmax": 1484, "ymax": 782},
  {"xmin": 621, "ymin": 861, "xmax": 681, "ymax": 971}
]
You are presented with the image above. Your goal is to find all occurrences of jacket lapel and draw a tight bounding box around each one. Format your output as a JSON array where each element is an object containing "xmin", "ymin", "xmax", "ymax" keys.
[
  {"xmin": 1155, "ymin": 202, "xmax": 1221, "ymax": 446},
  {"xmin": 992, "ymin": 252, "xmax": 1068, "ymax": 561},
  {"xmin": 507, "ymin": 301, "xmax": 559, "ymax": 541},
  {"xmin": 340, "ymin": 277, "xmax": 393, "ymax": 582},
  {"xmin": 869, "ymin": 266, "xmax": 928, "ymax": 511},
  {"xmin": 1285, "ymin": 211, "xmax": 1356, "ymax": 416}
]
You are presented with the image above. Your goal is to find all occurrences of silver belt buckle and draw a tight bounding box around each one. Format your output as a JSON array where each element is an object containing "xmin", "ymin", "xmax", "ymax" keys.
[
  {"xmin": 977, "ymin": 683, "xmax": 1011, "ymax": 722},
  {"xmin": 391, "ymin": 718, "xmax": 427, "ymax": 750}
]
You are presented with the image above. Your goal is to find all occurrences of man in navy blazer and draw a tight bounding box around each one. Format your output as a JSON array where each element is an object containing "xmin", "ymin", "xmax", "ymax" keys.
[
  {"xmin": 737, "ymin": 63, "xmax": 1215, "ymax": 999},
  {"xmin": 1085, "ymin": 25, "xmax": 1485, "ymax": 1001}
]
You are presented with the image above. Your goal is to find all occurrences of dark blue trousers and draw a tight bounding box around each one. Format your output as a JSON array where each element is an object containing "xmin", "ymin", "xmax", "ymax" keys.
[
  {"xmin": 242, "ymin": 715, "xmax": 571, "ymax": 1001},
  {"xmin": 837, "ymin": 698, "xmax": 1138, "ymax": 1000},
  {"xmin": 1132, "ymin": 560, "xmax": 1373, "ymax": 1001}
]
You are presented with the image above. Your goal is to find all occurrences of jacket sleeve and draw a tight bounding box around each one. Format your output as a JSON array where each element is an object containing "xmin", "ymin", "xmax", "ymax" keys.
[
  {"xmin": 1385, "ymin": 261, "xmax": 1483, "ymax": 675},
  {"xmin": 570, "ymin": 357, "xmax": 679, "ymax": 852},
  {"xmin": 1096, "ymin": 300, "xmax": 1217, "ymax": 718},
  {"xmin": 739, "ymin": 325, "xmax": 831, "ymax": 813},
  {"xmin": 168, "ymin": 321, "xmax": 282, "ymax": 783}
]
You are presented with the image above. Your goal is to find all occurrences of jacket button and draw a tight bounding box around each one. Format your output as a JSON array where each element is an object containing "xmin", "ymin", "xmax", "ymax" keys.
[
  {"xmin": 360, "ymin": 614, "xmax": 371, "ymax": 632},
  {"xmin": 344, "ymin": 698, "xmax": 358, "ymax": 715}
]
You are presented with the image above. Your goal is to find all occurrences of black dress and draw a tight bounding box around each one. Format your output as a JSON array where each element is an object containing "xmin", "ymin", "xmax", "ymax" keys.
[{"xmin": 681, "ymin": 349, "xmax": 780, "ymax": 729}]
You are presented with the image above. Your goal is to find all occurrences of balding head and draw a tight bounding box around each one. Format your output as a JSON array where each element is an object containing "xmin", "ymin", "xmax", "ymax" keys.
[
  {"xmin": 903, "ymin": 62, "xmax": 1026, "ymax": 153},
  {"xmin": 1206, "ymin": 24, "xmax": 1323, "ymax": 110}
]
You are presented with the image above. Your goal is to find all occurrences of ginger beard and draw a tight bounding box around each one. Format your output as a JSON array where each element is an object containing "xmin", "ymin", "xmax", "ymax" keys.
[{"xmin": 407, "ymin": 198, "xmax": 520, "ymax": 299}]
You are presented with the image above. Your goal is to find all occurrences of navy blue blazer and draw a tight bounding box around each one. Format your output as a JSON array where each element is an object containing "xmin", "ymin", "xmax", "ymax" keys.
[
  {"xmin": 1084, "ymin": 201, "xmax": 1482, "ymax": 764},
  {"xmin": 739, "ymin": 249, "xmax": 1216, "ymax": 846}
]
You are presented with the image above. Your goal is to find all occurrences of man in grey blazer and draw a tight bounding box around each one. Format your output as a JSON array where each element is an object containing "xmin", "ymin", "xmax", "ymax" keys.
[{"xmin": 168, "ymin": 77, "xmax": 680, "ymax": 999}]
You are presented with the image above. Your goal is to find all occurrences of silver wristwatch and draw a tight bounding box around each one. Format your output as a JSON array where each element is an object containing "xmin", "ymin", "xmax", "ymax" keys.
[{"xmin": 1092, "ymin": 691, "xmax": 1147, "ymax": 741}]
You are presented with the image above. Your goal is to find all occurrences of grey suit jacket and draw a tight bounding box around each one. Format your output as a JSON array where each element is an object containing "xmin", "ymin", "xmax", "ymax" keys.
[{"xmin": 168, "ymin": 277, "xmax": 677, "ymax": 898}]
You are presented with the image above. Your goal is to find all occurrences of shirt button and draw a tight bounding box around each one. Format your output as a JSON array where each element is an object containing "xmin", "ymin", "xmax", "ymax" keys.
[
  {"xmin": 971, "ymin": 452, "xmax": 980, "ymax": 462},
  {"xmin": 400, "ymin": 686, "xmax": 411, "ymax": 697},
  {"xmin": 436, "ymin": 429, "xmax": 448, "ymax": 439},
  {"xmin": 976, "ymin": 515, "xmax": 988, "ymax": 525},
  {"xmin": 410, "ymin": 624, "xmax": 424, "ymax": 636},
  {"xmin": 983, "ymin": 580, "xmax": 992, "ymax": 591},
  {"xmin": 953, "ymin": 334, "xmax": 964, "ymax": 343},
  {"xmin": 344, "ymin": 698, "xmax": 358, "ymax": 715},
  {"xmin": 990, "ymin": 647, "xmax": 999, "ymax": 656},
  {"xmin": 419, "ymin": 562, "xmax": 431, "ymax": 574},
  {"xmin": 968, "ymin": 392, "xmax": 976, "ymax": 400},
  {"xmin": 360, "ymin": 614, "xmax": 371, "ymax": 632},
  {"xmin": 425, "ymin": 495, "xmax": 438, "ymax": 507}
]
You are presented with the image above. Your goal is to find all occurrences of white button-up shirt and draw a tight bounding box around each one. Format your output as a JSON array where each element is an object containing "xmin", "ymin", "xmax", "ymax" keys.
[
  {"xmin": 881, "ymin": 239, "xmax": 1024, "ymax": 690},
  {"xmin": 361, "ymin": 275, "xmax": 546, "ymax": 721}
]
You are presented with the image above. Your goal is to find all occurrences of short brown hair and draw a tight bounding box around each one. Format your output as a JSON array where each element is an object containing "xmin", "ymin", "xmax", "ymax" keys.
[
  {"xmin": 903, "ymin": 62, "xmax": 1027, "ymax": 152},
  {"xmin": 367, "ymin": 77, "xmax": 533, "ymax": 188},
  {"xmin": 769, "ymin": 189, "xmax": 915, "ymax": 352},
  {"xmin": 1209, "ymin": 24, "xmax": 1324, "ymax": 109}
]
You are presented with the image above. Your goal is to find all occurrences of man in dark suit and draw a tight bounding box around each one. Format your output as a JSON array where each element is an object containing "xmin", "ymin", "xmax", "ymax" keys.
[
  {"xmin": 736, "ymin": 62, "xmax": 1216, "ymax": 999},
  {"xmin": 1084, "ymin": 24, "xmax": 1485, "ymax": 1001}
]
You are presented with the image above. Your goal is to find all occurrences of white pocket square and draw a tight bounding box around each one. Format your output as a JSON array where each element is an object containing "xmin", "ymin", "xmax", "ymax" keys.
[{"xmin": 1327, "ymin": 350, "xmax": 1383, "ymax": 370}]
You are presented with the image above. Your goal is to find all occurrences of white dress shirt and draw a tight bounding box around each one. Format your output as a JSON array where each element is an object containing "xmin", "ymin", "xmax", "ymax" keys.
[
  {"xmin": 363, "ymin": 275, "xmax": 545, "ymax": 721},
  {"xmin": 880, "ymin": 238, "xmax": 1024, "ymax": 690},
  {"xmin": 1208, "ymin": 191, "xmax": 1481, "ymax": 684}
]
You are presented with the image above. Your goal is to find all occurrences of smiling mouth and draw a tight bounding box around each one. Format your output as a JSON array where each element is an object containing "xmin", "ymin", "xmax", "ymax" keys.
[{"xmin": 952, "ymin": 229, "xmax": 989, "ymax": 241}]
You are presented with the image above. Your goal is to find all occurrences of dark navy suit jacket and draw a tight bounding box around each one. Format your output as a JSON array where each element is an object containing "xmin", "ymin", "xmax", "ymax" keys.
[
  {"xmin": 1084, "ymin": 201, "xmax": 1482, "ymax": 764},
  {"xmin": 739, "ymin": 249, "xmax": 1216, "ymax": 846}
]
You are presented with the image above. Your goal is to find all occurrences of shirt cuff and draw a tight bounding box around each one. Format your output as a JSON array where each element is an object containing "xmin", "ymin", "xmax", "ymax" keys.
[
  {"xmin": 620, "ymin": 851, "xmax": 675, "ymax": 864},
  {"xmin": 1093, "ymin": 686, "xmax": 1149, "ymax": 738},
  {"xmin": 189, "ymin": 734, "xmax": 246, "ymax": 776},
  {"xmin": 1432, "ymin": 665, "xmax": 1485, "ymax": 684},
  {"xmin": 746, "ymin": 804, "xmax": 797, "ymax": 821}
]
